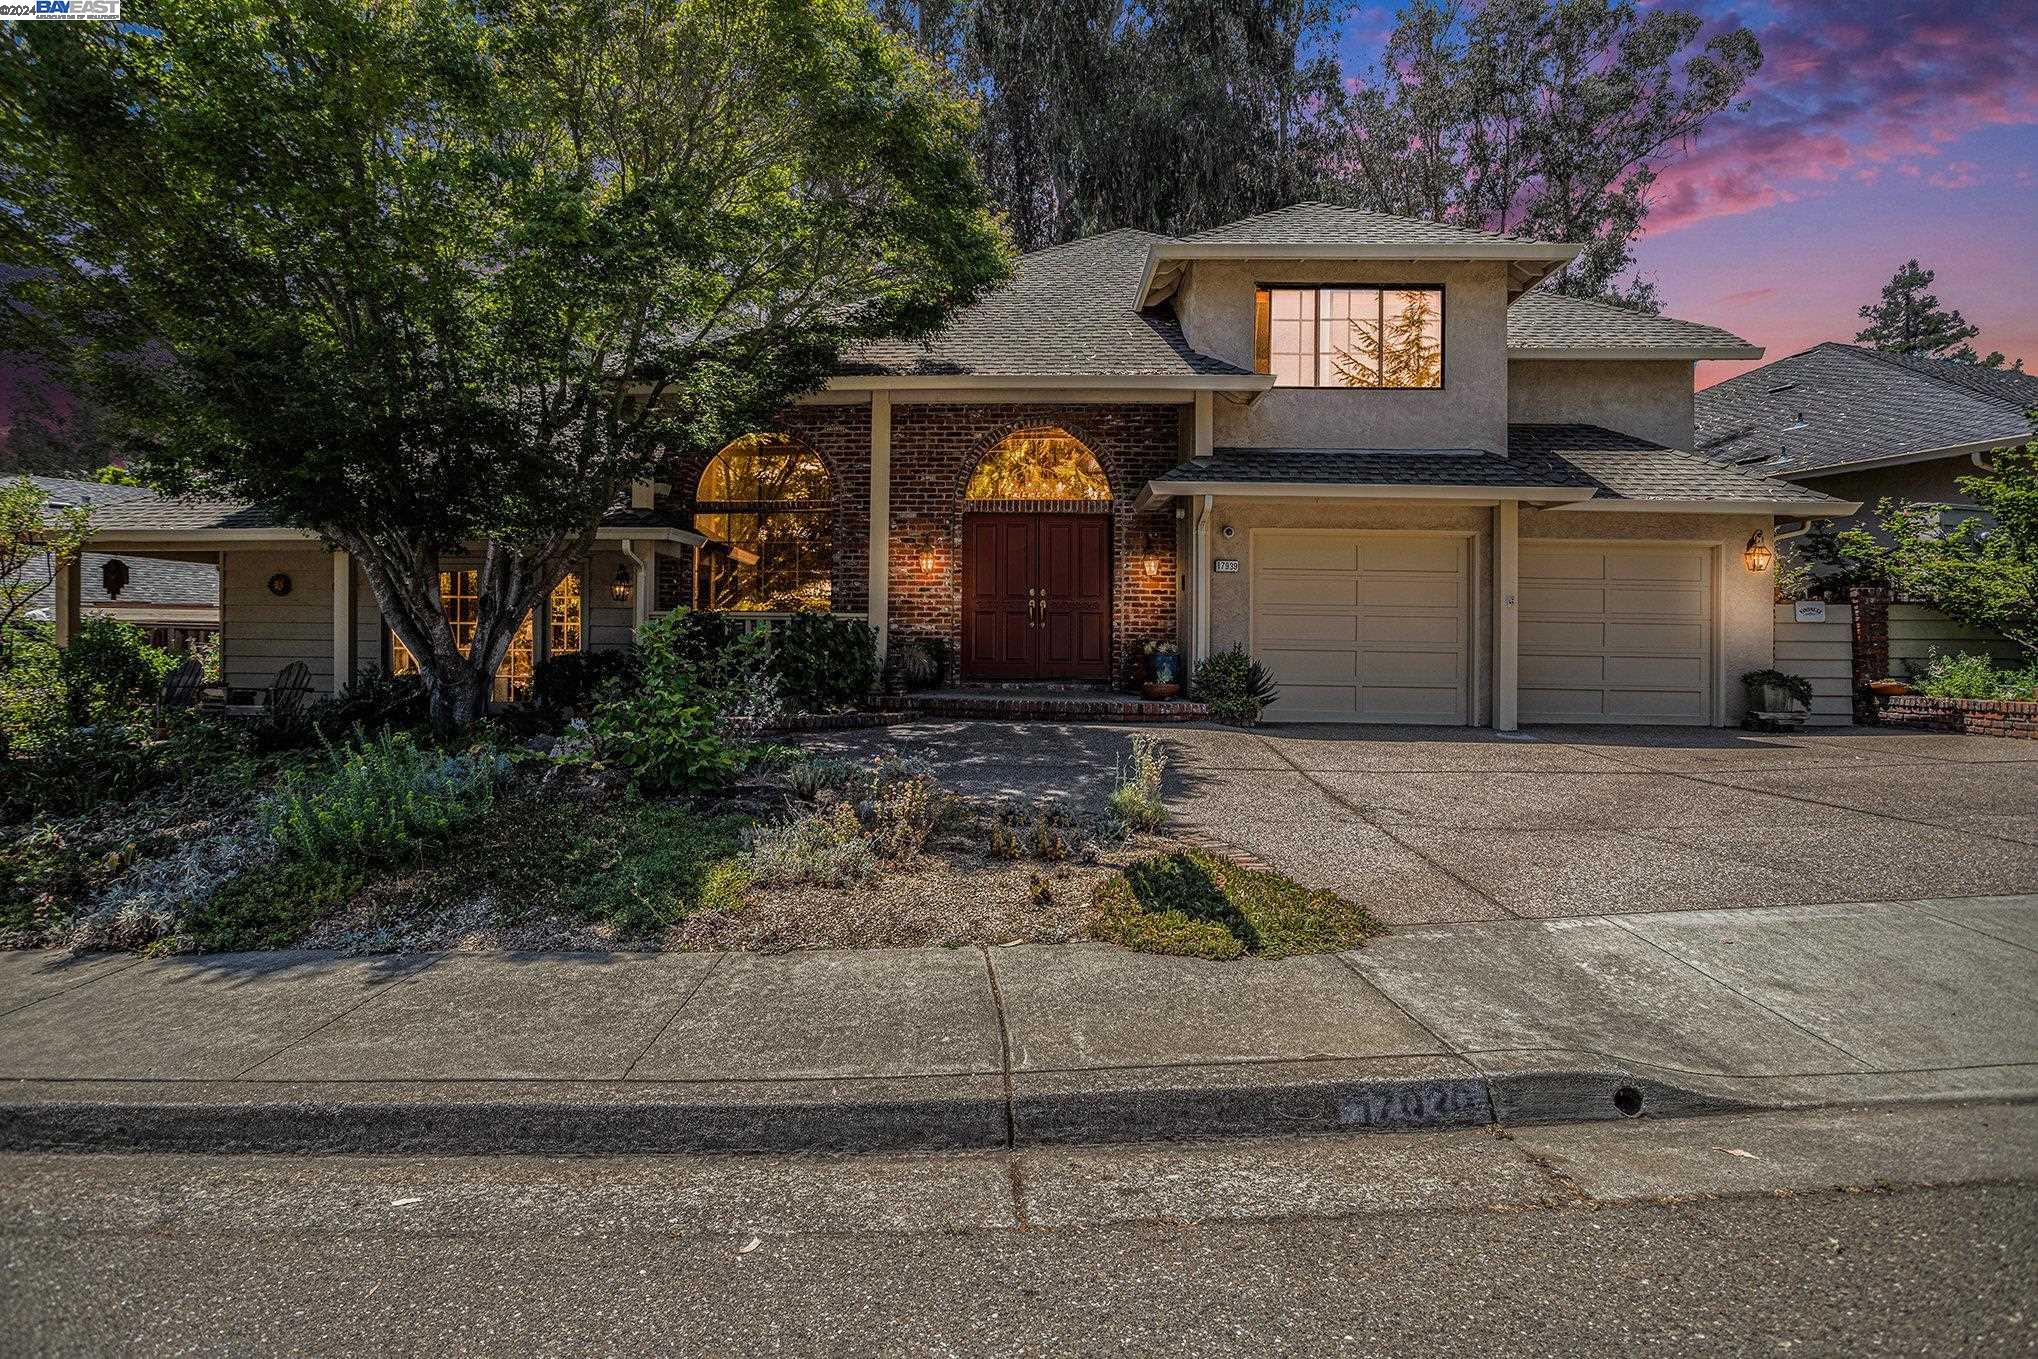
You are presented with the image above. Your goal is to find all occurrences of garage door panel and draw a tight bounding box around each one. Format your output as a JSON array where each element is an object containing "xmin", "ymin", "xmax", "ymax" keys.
[
  {"xmin": 1520, "ymin": 584, "xmax": 1607, "ymax": 615},
  {"xmin": 1360, "ymin": 576, "xmax": 1461, "ymax": 610},
  {"xmin": 1260, "ymin": 575, "xmax": 1361, "ymax": 608},
  {"xmin": 1262, "ymin": 647, "xmax": 1359, "ymax": 684},
  {"xmin": 1263, "ymin": 536, "xmax": 1363, "ymax": 571},
  {"xmin": 1260, "ymin": 612, "xmax": 1359, "ymax": 645},
  {"xmin": 1361, "ymin": 538, "xmax": 1462, "ymax": 574},
  {"xmin": 1253, "ymin": 532, "xmax": 1468, "ymax": 725},
  {"xmin": 1520, "ymin": 545, "xmax": 1714, "ymax": 727},
  {"xmin": 1366, "ymin": 613, "xmax": 1463, "ymax": 646}
]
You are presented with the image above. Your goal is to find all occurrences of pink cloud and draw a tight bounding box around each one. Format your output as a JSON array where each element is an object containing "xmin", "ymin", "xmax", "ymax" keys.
[
  {"xmin": 1643, "ymin": 0, "xmax": 2038, "ymax": 232},
  {"xmin": 1927, "ymin": 160, "xmax": 1982, "ymax": 189},
  {"xmin": 1715, "ymin": 287, "xmax": 1777, "ymax": 306}
]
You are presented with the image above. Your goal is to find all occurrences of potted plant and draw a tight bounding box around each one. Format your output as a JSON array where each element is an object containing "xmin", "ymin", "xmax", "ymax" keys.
[
  {"xmin": 1868, "ymin": 677, "xmax": 1912, "ymax": 697},
  {"xmin": 1741, "ymin": 668, "xmax": 1813, "ymax": 729},
  {"xmin": 1142, "ymin": 640, "xmax": 1181, "ymax": 699}
]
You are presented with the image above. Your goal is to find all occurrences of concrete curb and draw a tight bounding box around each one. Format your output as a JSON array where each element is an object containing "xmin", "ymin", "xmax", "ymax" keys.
[{"xmin": 12, "ymin": 1057, "xmax": 2028, "ymax": 1156}]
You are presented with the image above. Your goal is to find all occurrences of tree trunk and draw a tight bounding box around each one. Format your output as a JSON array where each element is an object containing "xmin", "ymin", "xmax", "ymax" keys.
[{"xmin": 429, "ymin": 662, "xmax": 492, "ymax": 732}]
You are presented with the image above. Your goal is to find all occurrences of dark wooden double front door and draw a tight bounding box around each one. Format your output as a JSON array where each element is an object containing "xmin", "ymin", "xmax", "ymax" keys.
[{"xmin": 962, "ymin": 512, "xmax": 1112, "ymax": 680}]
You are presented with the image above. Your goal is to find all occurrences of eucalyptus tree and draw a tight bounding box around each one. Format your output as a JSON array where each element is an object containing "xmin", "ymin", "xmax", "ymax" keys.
[{"xmin": 0, "ymin": 0, "xmax": 1007, "ymax": 726}]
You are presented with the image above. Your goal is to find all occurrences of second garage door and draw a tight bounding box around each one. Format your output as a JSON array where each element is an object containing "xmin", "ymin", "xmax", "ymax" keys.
[
  {"xmin": 1519, "ymin": 544, "xmax": 1714, "ymax": 724},
  {"xmin": 1251, "ymin": 531, "xmax": 1470, "ymax": 724}
]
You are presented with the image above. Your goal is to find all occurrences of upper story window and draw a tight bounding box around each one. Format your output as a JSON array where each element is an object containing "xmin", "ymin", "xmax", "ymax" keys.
[{"xmin": 1254, "ymin": 286, "xmax": 1444, "ymax": 389}]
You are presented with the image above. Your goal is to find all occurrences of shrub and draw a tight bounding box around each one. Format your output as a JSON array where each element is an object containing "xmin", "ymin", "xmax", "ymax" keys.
[
  {"xmin": 57, "ymin": 617, "xmax": 179, "ymax": 725},
  {"xmin": 593, "ymin": 672, "xmax": 741, "ymax": 795},
  {"xmin": 861, "ymin": 770, "xmax": 946, "ymax": 862},
  {"xmin": 1109, "ymin": 732, "xmax": 1168, "ymax": 832},
  {"xmin": 746, "ymin": 803, "xmax": 875, "ymax": 887},
  {"xmin": 1193, "ymin": 644, "xmax": 1279, "ymax": 725},
  {"xmin": 176, "ymin": 857, "xmax": 361, "ymax": 952},
  {"xmin": 532, "ymin": 648, "xmax": 641, "ymax": 714},
  {"xmin": 785, "ymin": 754, "xmax": 863, "ymax": 801},
  {"xmin": 1916, "ymin": 652, "xmax": 2038, "ymax": 701},
  {"xmin": 310, "ymin": 666, "xmax": 430, "ymax": 736},
  {"xmin": 767, "ymin": 613, "xmax": 879, "ymax": 711},
  {"xmin": 8, "ymin": 721, "xmax": 169, "ymax": 817},
  {"xmin": 888, "ymin": 635, "xmax": 950, "ymax": 691},
  {"xmin": 264, "ymin": 729, "xmax": 509, "ymax": 866},
  {"xmin": 1740, "ymin": 669, "xmax": 1813, "ymax": 707}
]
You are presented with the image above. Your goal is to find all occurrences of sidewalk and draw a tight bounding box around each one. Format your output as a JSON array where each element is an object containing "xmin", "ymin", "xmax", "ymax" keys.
[{"xmin": 2, "ymin": 895, "xmax": 2034, "ymax": 1154}]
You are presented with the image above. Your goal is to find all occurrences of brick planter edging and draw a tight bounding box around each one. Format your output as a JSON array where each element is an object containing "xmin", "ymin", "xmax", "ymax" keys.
[{"xmin": 1881, "ymin": 695, "xmax": 2038, "ymax": 740}]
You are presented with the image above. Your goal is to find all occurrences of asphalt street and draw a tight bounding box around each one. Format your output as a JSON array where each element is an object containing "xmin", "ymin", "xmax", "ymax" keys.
[{"xmin": 5, "ymin": 1101, "xmax": 2035, "ymax": 1356}]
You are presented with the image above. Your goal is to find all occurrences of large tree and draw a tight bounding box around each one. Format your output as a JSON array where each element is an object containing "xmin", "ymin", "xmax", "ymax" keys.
[
  {"xmin": 0, "ymin": 0, "xmax": 1007, "ymax": 726},
  {"xmin": 1328, "ymin": 0, "xmax": 1761, "ymax": 311},
  {"xmin": 1856, "ymin": 260, "xmax": 2021, "ymax": 370},
  {"xmin": 879, "ymin": 0, "xmax": 1344, "ymax": 251},
  {"xmin": 1867, "ymin": 433, "xmax": 2038, "ymax": 656}
]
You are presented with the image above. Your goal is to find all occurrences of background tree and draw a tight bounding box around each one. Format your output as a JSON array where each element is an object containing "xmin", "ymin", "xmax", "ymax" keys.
[
  {"xmin": 1326, "ymin": 0, "xmax": 1760, "ymax": 312},
  {"xmin": 1855, "ymin": 260, "xmax": 2021, "ymax": 369},
  {"xmin": 0, "ymin": 0, "xmax": 1007, "ymax": 726},
  {"xmin": 880, "ymin": 0, "xmax": 1343, "ymax": 250}
]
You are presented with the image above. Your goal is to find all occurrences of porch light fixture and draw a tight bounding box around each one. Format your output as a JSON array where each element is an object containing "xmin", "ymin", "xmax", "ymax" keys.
[
  {"xmin": 918, "ymin": 544, "xmax": 937, "ymax": 575},
  {"xmin": 1742, "ymin": 531, "xmax": 1772, "ymax": 574},
  {"xmin": 610, "ymin": 563, "xmax": 634, "ymax": 603},
  {"xmin": 1143, "ymin": 555, "xmax": 1160, "ymax": 578}
]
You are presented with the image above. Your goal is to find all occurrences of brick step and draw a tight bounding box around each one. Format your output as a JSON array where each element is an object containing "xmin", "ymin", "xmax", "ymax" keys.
[{"xmin": 880, "ymin": 691, "xmax": 1209, "ymax": 723}]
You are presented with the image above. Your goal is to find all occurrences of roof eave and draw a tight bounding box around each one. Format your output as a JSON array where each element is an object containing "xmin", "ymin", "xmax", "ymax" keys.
[
  {"xmin": 1138, "ymin": 239, "xmax": 1582, "ymax": 307},
  {"xmin": 1780, "ymin": 435, "xmax": 2026, "ymax": 479},
  {"xmin": 1509, "ymin": 344, "xmax": 1765, "ymax": 361},
  {"xmin": 1137, "ymin": 479, "xmax": 1598, "ymax": 511},
  {"xmin": 1545, "ymin": 497, "xmax": 1863, "ymax": 516}
]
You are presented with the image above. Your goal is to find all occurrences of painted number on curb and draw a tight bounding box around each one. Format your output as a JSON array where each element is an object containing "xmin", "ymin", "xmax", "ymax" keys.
[{"xmin": 1338, "ymin": 1081, "xmax": 1489, "ymax": 1128}]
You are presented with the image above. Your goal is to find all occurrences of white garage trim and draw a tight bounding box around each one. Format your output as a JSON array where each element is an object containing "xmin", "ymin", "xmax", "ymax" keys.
[
  {"xmin": 1518, "ymin": 538, "xmax": 1725, "ymax": 726},
  {"xmin": 1248, "ymin": 529, "xmax": 1476, "ymax": 725}
]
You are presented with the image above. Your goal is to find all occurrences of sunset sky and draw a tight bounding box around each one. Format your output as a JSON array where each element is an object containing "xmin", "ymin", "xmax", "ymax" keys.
[{"xmin": 1340, "ymin": 0, "xmax": 2038, "ymax": 387}]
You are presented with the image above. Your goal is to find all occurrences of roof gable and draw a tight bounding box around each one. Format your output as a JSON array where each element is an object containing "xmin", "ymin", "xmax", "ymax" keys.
[
  {"xmin": 1179, "ymin": 201, "xmax": 1539, "ymax": 248},
  {"xmin": 1505, "ymin": 290, "xmax": 1760, "ymax": 359}
]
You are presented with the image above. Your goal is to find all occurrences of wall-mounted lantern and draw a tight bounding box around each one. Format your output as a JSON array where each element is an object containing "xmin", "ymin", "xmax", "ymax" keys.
[
  {"xmin": 610, "ymin": 562, "xmax": 634, "ymax": 603},
  {"xmin": 918, "ymin": 543, "xmax": 938, "ymax": 575},
  {"xmin": 1742, "ymin": 531, "xmax": 1773, "ymax": 574}
]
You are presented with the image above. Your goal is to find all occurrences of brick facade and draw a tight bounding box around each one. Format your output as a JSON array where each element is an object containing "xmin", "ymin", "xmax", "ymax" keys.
[
  {"xmin": 662, "ymin": 399, "xmax": 1185, "ymax": 686},
  {"xmin": 1849, "ymin": 585, "xmax": 1891, "ymax": 725},
  {"xmin": 1882, "ymin": 695, "xmax": 2038, "ymax": 740}
]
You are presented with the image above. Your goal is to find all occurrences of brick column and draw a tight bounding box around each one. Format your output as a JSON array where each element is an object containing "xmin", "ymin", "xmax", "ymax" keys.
[{"xmin": 1850, "ymin": 585, "xmax": 1891, "ymax": 725}]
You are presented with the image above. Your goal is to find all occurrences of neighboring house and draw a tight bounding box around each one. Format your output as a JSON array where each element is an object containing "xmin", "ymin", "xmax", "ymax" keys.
[
  {"xmin": 10, "ymin": 476, "xmax": 219, "ymax": 651},
  {"xmin": 1695, "ymin": 342, "xmax": 2037, "ymax": 540},
  {"xmin": 64, "ymin": 202, "xmax": 1854, "ymax": 726}
]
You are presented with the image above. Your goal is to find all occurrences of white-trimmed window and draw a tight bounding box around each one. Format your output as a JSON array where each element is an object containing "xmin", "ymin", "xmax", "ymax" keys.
[{"xmin": 1254, "ymin": 286, "xmax": 1444, "ymax": 389}]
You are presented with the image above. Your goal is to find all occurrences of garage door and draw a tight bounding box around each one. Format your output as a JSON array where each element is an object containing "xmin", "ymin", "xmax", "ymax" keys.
[
  {"xmin": 1252, "ymin": 531, "xmax": 1469, "ymax": 724},
  {"xmin": 1519, "ymin": 545, "xmax": 1713, "ymax": 724}
]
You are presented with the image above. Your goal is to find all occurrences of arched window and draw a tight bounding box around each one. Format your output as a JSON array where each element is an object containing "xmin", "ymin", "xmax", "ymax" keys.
[
  {"xmin": 966, "ymin": 431, "xmax": 1111, "ymax": 502},
  {"xmin": 694, "ymin": 435, "xmax": 834, "ymax": 611}
]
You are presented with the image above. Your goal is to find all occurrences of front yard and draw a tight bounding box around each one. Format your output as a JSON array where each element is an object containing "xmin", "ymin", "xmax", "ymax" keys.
[{"xmin": 2, "ymin": 614, "xmax": 1372, "ymax": 959}]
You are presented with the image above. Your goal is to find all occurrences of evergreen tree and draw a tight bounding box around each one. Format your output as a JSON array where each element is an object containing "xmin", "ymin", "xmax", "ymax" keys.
[{"xmin": 1855, "ymin": 260, "xmax": 2019, "ymax": 368}]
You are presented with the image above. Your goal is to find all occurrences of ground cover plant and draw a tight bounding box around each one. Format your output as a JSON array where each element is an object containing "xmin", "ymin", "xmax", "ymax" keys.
[
  {"xmin": 1914, "ymin": 652, "xmax": 2038, "ymax": 702},
  {"xmin": 1090, "ymin": 851, "xmax": 1378, "ymax": 961}
]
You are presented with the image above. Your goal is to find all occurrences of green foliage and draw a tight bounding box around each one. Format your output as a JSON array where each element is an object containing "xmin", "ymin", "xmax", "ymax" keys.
[
  {"xmin": 1741, "ymin": 669, "xmax": 1813, "ymax": 707},
  {"xmin": 309, "ymin": 667, "xmax": 431, "ymax": 737},
  {"xmin": 887, "ymin": 635, "xmax": 951, "ymax": 691},
  {"xmin": 0, "ymin": 476, "xmax": 91, "ymax": 647},
  {"xmin": 264, "ymin": 730, "xmax": 509, "ymax": 867},
  {"xmin": 1193, "ymin": 644, "xmax": 1280, "ymax": 725},
  {"xmin": 1916, "ymin": 653, "xmax": 2038, "ymax": 702},
  {"xmin": 1, "ymin": 0, "xmax": 1006, "ymax": 727},
  {"xmin": 1109, "ymin": 731, "xmax": 1168, "ymax": 832},
  {"xmin": 861, "ymin": 770, "xmax": 947, "ymax": 863},
  {"xmin": 1090, "ymin": 851, "xmax": 1376, "ymax": 960},
  {"xmin": 1874, "ymin": 437, "xmax": 2038, "ymax": 654},
  {"xmin": 593, "ymin": 671, "xmax": 742, "ymax": 795},
  {"xmin": 532, "ymin": 649, "xmax": 640, "ymax": 714},
  {"xmin": 785, "ymin": 755, "xmax": 864, "ymax": 801},
  {"xmin": 1854, "ymin": 259, "xmax": 2011, "ymax": 365},
  {"xmin": 56, "ymin": 617, "xmax": 178, "ymax": 725},
  {"xmin": 768, "ymin": 613, "xmax": 880, "ymax": 711},
  {"xmin": 182, "ymin": 859, "xmax": 364, "ymax": 953},
  {"xmin": 746, "ymin": 803, "xmax": 877, "ymax": 887}
]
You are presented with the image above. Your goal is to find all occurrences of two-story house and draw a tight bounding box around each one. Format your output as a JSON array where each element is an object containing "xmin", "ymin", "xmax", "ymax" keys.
[{"xmin": 61, "ymin": 203, "xmax": 1853, "ymax": 727}]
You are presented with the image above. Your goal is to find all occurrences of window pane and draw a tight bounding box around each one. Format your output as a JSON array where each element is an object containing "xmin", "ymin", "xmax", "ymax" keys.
[
  {"xmin": 549, "ymin": 573, "xmax": 582, "ymax": 655},
  {"xmin": 1382, "ymin": 288, "xmax": 1444, "ymax": 388},
  {"xmin": 965, "ymin": 432, "xmax": 1111, "ymax": 500},
  {"xmin": 1320, "ymin": 288, "xmax": 1382, "ymax": 387}
]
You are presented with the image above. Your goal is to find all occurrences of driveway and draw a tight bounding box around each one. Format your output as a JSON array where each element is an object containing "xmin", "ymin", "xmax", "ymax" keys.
[{"xmin": 803, "ymin": 721, "xmax": 2038, "ymax": 925}]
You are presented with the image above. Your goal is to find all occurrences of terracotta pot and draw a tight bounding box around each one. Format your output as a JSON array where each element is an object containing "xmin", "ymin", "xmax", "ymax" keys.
[
  {"xmin": 1141, "ymin": 681, "xmax": 1181, "ymax": 701},
  {"xmin": 1869, "ymin": 679, "xmax": 1912, "ymax": 697}
]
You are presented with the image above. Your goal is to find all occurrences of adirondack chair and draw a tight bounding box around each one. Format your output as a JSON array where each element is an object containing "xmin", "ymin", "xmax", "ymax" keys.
[
  {"xmin": 267, "ymin": 660, "xmax": 315, "ymax": 722},
  {"xmin": 157, "ymin": 657, "xmax": 206, "ymax": 711}
]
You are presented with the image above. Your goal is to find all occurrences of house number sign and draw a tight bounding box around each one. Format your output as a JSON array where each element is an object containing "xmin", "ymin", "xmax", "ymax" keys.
[
  {"xmin": 1793, "ymin": 601, "xmax": 1827, "ymax": 623},
  {"xmin": 1213, "ymin": 559, "xmax": 1240, "ymax": 573}
]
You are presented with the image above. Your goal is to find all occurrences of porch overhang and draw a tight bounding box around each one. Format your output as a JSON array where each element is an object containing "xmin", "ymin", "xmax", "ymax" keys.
[
  {"xmin": 1545, "ymin": 497, "xmax": 1864, "ymax": 517},
  {"xmin": 1136, "ymin": 478, "xmax": 1597, "ymax": 512}
]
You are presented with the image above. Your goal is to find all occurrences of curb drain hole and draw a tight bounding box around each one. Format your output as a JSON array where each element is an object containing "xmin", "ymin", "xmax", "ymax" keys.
[{"xmin": 1612, "ymin": 1085, "xmax": 1645, "ymax": 1118}]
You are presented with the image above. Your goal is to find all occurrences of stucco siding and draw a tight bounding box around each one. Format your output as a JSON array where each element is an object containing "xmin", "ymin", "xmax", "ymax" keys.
[
  {"xmin": 1507, "ymin": 359, "xmax": 1695, "ymax": 451},
  {"xmin": 220, "ymin": 550, "xmax": 336, "ymax": 693},
  {"xmin": 1178, "ymin": 259, "xmax": 1511, "ymax": 453},
  {"xmin": 1797, "ymin": 455, "xmax": 1985, "ymax": 540}
]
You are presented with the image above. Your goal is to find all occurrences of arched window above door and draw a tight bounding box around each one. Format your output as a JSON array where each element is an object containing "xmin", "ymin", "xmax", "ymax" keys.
[
  {"xmin": 965, "ymin": 431, "xmax": 1111, "ymax": 502},
  {"xmin": 693, "ymin": 434, "xmax": 834, "ymax": 611}
]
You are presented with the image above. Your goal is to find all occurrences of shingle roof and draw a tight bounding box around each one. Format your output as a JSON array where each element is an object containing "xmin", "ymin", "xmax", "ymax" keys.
[
  {"xmin": 1179, "ymin": 201, "xmax": 1540, "ymax": 248},
  {"xmin": 1154, "ymin": 424, "xmax": 1846, "ymax": 508},
  {"xmin": 12, "ymin": 551, "xmax": 218, "ymax": 611},
  {"xmin": 80, "ymin": 496, "xmax": 700, "ymax": 537},
  {"xmin": 1694, "ymin": 342, "xmax": 2033, "ymax": 477},
  {"xmin": 1849, "ymin": 347, "xmax": 2038, "ymax": 411},
  {"xmin": 843, "ymin": 229, "xmax": 1250, "ymax": 380},
  {"xmin": 1506, "ymin": 424, "xmax": 1846, "ymax": 505},
  {"xmin": 1505, "ymin": 290, "xmax": 1760, "ymax": 357},
  {"xmin": 18, "ymin": 474, "xmax": 159, "ymax": 510}
]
